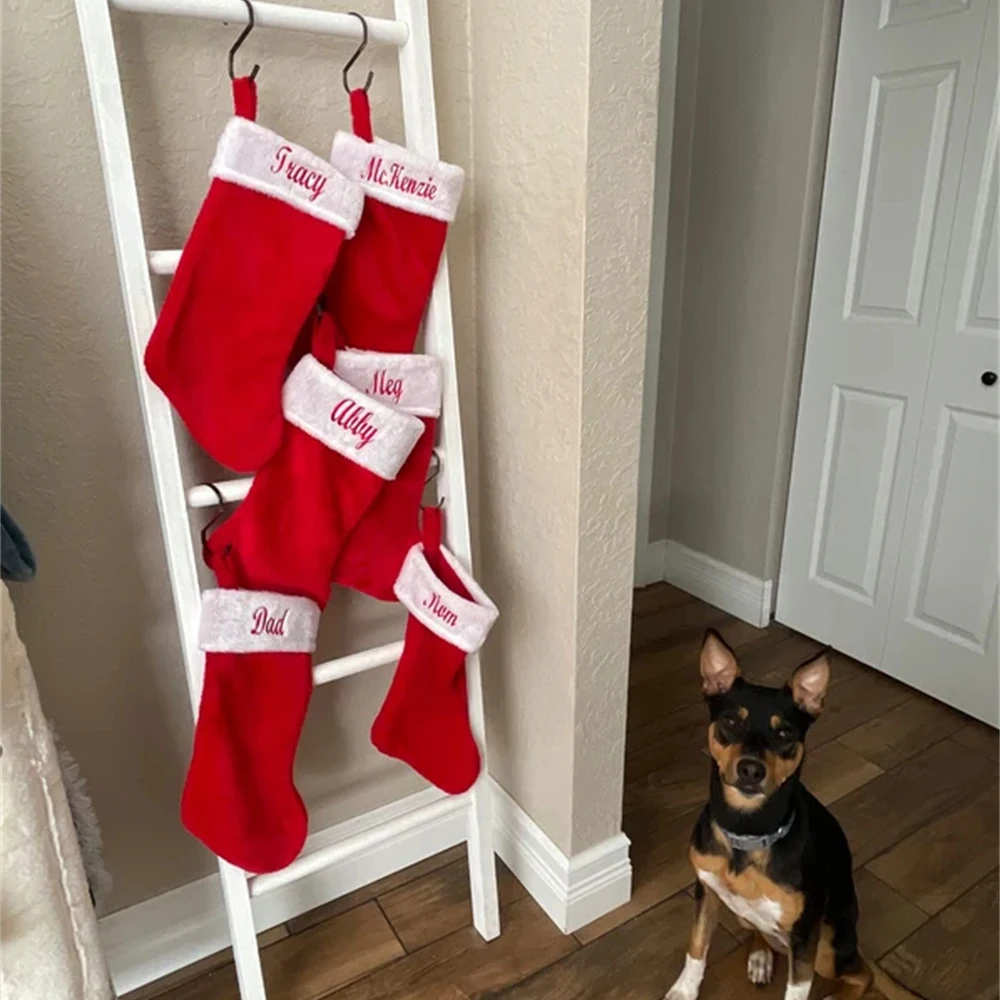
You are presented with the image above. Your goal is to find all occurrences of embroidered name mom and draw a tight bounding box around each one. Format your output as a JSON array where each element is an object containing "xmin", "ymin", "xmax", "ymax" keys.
[
  {"xmin": 331, "ymin": 399, "xmax": 378, "ymax": 450},
  {"xmin": 251, "ymin": 606, "xmax": 288, "ymax": 636},
  {"xmin": 271, "ymin": 145, "xmax": 328, "ymax": 202},
  {"xmin": 423, "ymin": 591, "xmax": 459, "ymax": 629},
  {"xmin": 364, "ymin": 156, "xmax": 438, "ymax": 202}
]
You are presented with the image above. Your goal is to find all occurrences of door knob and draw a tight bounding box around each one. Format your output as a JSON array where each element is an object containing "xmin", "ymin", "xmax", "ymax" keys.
[{"xmin": 982, "ymin": 371, "xmax": 998, "ymax": 386}]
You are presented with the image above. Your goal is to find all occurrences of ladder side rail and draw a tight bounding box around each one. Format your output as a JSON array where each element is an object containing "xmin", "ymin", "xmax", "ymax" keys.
[{"xmin": 393, "ymin": 0, "xmax": 501, "ymax": 942}]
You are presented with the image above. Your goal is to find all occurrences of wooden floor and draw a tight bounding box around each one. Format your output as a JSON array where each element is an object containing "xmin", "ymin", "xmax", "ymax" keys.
[{"xmin": 132, "ymin": 584, "xmax": 999, "ymax": 1000}]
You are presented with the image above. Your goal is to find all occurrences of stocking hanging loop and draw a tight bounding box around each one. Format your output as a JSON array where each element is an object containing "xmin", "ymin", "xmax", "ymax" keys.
[
  {"xmin": 227, "ymin": 0, "xmax": 260, "ymax": 82},
  {"xmin": 342, "ymin": 11, "xmax": 374, "ymax": 94}
]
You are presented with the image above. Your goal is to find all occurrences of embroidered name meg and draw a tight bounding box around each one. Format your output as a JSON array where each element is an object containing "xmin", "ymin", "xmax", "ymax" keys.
[
  {"xmin": 367, "ymin": 370, "xmax": 404, "ymax": 404},
  {"xmin": 364, "ymin": 156, "xmax": 438, "ymax": 202},
  {"xmin": 271, "ymin": 145, "xmax": 327, "ymax": 202}
]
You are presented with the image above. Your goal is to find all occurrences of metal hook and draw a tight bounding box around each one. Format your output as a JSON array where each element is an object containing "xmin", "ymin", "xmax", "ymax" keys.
[
  {"xmin": 424, "ymin": 450, "xmax": 441, "ymax": 488},
  {"xmin": 228, "ymin": 0, "xmax": 260, "ymax": 82},
  {"xmin": 199, "ymin": 483, "xmax": 229, "ymax": 550},
  {"xmin": 343, "ymin": 11, "xmax": 374, "ymax": 94}
]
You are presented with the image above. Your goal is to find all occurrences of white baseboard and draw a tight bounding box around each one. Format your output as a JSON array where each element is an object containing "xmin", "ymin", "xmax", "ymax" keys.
[
  {"xmin": 662, "ymin": 540, "xmax": 774, "ymax": 628},
  {"xmin": 634, "ymin": 539, "xmax": 668, "ymax": 587},
  {"xmin": 489, "ymin": 779, "xmax": 632, "ymax": 934},
  {"xmin": 99, "ymin": 787, "xmax": 466, "ymax": 996}
]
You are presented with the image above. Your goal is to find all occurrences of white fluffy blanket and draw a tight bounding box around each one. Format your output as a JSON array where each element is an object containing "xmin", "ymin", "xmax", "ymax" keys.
[{"xmin": 0, "ymin": 583, "xmax": 114, "ymax": 1000}]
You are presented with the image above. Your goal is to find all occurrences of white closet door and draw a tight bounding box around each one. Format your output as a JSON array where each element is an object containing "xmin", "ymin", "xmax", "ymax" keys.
[
  {"xmin": 882, "ymin": 5, "xmax": 999, "ymax": 726},
  {"xmin": 777, "ymin": 0, "xmax": 992, "ymax": 664}
]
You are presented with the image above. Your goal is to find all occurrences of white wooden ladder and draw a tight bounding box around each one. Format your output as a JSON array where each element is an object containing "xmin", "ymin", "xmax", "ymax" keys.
[{"xmin": 72, "ymin": 2, "xmax": 500, "ymax": 996}]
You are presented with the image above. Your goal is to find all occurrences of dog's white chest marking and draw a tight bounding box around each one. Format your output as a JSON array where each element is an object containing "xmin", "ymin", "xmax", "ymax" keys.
[{"xmin": 696, "ymin": 870, "xmax": 788, "ymax": 947}]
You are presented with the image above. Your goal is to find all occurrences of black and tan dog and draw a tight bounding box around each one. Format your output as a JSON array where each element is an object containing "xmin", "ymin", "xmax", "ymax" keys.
[{"xmin": 664, "ymin": 630, "xmax": 922, "ymax": 1000}]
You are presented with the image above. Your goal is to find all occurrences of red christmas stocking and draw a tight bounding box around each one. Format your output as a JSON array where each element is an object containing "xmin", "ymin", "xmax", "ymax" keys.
[
  {"xmin": 330, "ymin": 348, "xmax": 442, "ymax": 600},
  {"xmin": 145, "ymin": 77, "xmax": 363, "ymax": 472},
  {"xmin": 181, "ymin": 320, "xmax": 425, "ymax": 872},
  {"xmin": 322, "ymin": 90, "xmax": 464, "ymax": 352},
  {"xmin": 371, "ymin": 508, "xmax": 498, "ymax": 794}
]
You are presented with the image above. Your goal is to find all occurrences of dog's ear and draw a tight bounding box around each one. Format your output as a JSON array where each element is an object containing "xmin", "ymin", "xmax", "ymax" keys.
[
  {"xmin": 790, "ymin": 651, "xmax": 831, "ymax": 716},
  {"xmin": 700, "ymin": 629, "xmax": 741, "ymax": 696}
]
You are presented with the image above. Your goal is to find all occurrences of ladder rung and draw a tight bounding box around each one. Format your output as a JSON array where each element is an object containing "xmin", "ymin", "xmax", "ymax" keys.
[
  {"xmin": 111, "ymin": 0, "xmax": 409, "ymax": 45},
  {"xmin": 313, "ymin": 641, "xmax": 402, "ymax": 686},
  {"xmin": 187, "ymin": 450, "xmax": 443, "ymax": 509},
  {"xmin": 248, "ymin": 792, "xmax": 467, "ymax": 896},
  {"xmin": 188, "ymin": 478, "xmax": 251, "ymax": 508},
  {"xmin": 148, "ymin": 249, "xmax": 180, "ymax": 275}
]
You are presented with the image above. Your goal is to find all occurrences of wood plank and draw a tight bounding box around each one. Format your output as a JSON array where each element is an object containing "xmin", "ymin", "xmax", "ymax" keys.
[
  {"xmin": 854, "ymin": 869, "xmax": 928, "ymax": 960},
  {"xmin": 378, "ymin": 857, "xmax": 524, "ymax": 952},
  {"xmin": 574, "ymin": 807, "xmax": 700, "ymax": 944},
  {"xmin": 630, "ymin": 582, "xmax": 695, "ymax": 619},
  {"xmin": 628, "ymin": 616, "xmax": 777, "ymax": 690},
  {"xmin": 122, "ymin": 927, "xmax": 289, "ymax": 1000},
  {"xmin": 880, "ymin": 869, "xmax": 999, "ymax": 1000},
  {"xmin": 832, "ymin": 738, "xmax": 996, "ymax": 867},
  {"xmin": 805, "ymin": 665, "xmax": 914, "ymax": 749},
  {"xmin": 801, "ymin": 739, "xmax": 883, "ymax": 806},
  {"xmin": 630, "ymin": 596, "xmax": 730, "ymax": 656},
  {"xmin": 867, "ymin": 783, "xmax": 999, "ymax": 915},
  {"xmin": 839, "ymin": 694, "xmax": 965, "ymax": 770},
  {"xmin": 329, "ymin": 895, "xmax": 577, "ymax": 1000},
  {"xmin": 952, "ymin": 719, "xmax": 1000, "ymax": 762},
  {"xmin": 626, "ymin": 701, "xmax": 710, "ymax": 784},
  {"xmin": 624, "ymin": 745, "xmax": 712, "ymax": 825},
  {"xmin": 155, "ymin": 902, "xmax": 403, "ymax": 1000},
  {"xmin": 497, "ymin": 891, "xmax": 739, "ymax": 999},
  {"xmin": 285, "ymin": 845, "xmax": 464, "ymax": 934}
]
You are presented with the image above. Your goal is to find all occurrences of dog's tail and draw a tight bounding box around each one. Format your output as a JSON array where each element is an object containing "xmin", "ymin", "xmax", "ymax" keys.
[{"xmin": 865, "ymin": 956, "xmax": 929, "ymax": 1000}]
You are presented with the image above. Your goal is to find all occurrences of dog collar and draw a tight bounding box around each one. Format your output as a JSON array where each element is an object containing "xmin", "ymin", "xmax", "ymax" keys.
[{"xmin": 719, "ymin": 811, "xmax": 796, "ymax": 852}]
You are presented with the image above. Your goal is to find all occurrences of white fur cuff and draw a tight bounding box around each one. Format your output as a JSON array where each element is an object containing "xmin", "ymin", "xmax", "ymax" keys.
[
  {"xmin": 330, "ymin": 132, "xmax": 464, "ymax": 223},
  {"xmin": 282, "ymin": 355, "xmax": 424, "ymax": 480},
  {"xmin": 394, "ymin": 544, "xmax": 498, "ymax": 653},
  {"xmin": 333, "ymin": 350, "xmax": 443, "ymax": 417},
  {"xmin": 212, "ymin": 118, "xmax": 364, "ymax": 235},
  {"xmin": 199, "ymin": 589, "xmax": 320, "ymax": 653}
]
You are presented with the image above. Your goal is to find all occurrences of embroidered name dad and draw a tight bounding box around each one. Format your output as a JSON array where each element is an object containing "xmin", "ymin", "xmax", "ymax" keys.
[
  {"xmin": 271, "ymin": 145, "xmax": 328, "ymax": 202},
  {"xmin": 331, "ymin": 399, "xmax": 378, "ymax": 450},
  {"xmin": 423, "ymin": 591, "xmax": 458, "ymax": 629},
  {"xmin": 364, "ymin": 156, "xmax": 438, "ymax": 202},
  {"xmin": 367, "ymin": 369, "xmax": 404, "ymax": 404},
  {"xmin": 251, "ymin": 606, "xmax": 288, "ymax": 636}
]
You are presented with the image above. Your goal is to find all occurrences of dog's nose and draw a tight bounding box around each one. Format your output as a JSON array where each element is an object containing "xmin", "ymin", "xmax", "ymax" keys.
[{"xmin": 737, "ymin": 757, "xmax": 766, "ymax": 786}]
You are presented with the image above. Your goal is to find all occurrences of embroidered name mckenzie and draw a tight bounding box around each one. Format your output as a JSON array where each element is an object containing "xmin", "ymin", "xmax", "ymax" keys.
[{"xmin": 330, "ymin": 132, "xmax": 465, "ymax": 223}]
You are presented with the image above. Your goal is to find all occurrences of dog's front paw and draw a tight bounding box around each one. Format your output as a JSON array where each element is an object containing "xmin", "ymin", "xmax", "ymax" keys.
[
  {"xmin": 747, "ymin": 946, "xmax": 774, "ymax": 985},
  {"xmin": 664, "ymin": 954, "xmax": 706, "ymax": 1000}
]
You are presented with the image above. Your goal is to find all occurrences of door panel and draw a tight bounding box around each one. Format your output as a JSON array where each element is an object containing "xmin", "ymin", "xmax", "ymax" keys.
[
  {"xmin": 777, "ymin": 0, "xmax": 991, "ymax": 665},
  {"xmin": 883, "ymin": 9, "xmax": 999, "ymax": 725}
]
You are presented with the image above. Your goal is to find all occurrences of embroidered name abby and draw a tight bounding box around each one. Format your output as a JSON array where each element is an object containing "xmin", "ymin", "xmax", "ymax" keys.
[
  {"xmin": 423, "ymin": 591, "xmax": 458, "ymax": 628},
  {"xmin": 331, "ymin": 399, "xmax": 378, "ymax": 449},
  {"xmin": 364, "ymin": 156, "xmax": 438, "ymax": 202},
  {"xmin": 367, "ymin": 370, "xmax": 404, "ymax": 404},
  {"xmin": 251, "ymin": 606, "xmax": 288, "ymax": 636},
  {"xmin": 271, "ymin": 145, "xmax": 327, "ymax": 202}
]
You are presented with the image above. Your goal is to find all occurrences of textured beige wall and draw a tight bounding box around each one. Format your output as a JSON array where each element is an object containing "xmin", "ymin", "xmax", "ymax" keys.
[
  {"xmin": 1, "ymin": 0, "xmax": 474, "ymax": 912},
  {"xmin": 471, "ymin": 0, "xmax": 662, "ymax": 855},
  {"xmin": 649, "ymin": 0, "xmax": 840, "ymax": 578}
]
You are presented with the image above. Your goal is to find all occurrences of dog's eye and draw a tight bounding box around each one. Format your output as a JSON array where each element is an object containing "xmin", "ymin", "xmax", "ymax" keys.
[
  {"xmin": 717, "ymin": 714, "xmax": 743, "ymax": 740},
  {"xmin": 775, "ymin": 728, "xmax": 796, "ymax": 745}
]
